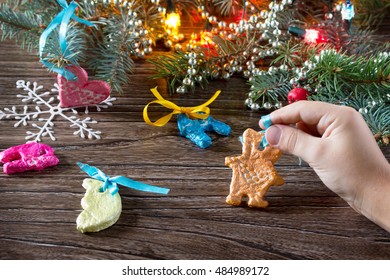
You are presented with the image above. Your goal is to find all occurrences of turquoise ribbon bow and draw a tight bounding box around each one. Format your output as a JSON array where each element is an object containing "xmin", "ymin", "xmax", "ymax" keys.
[
  {"xmin": 39, "ymin": 0, "xmax": 94, "ymax": 80},
  {"xmin": 259, "ymin": 114, "xmax": 272, "ymax": 148},
  {"xmin": 77, "ymin": 162, "xmax": 170, "ymax": 196}
]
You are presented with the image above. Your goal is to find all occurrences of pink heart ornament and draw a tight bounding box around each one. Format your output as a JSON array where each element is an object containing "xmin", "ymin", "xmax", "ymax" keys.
[{"xmin": 58, "ymin": 66, "xmax": 111, "ymax": 108}]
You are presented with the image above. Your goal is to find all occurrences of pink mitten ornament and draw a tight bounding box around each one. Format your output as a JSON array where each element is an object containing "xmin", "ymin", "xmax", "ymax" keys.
[
  {"xmin": 0, "ymin": 142, "xmax": 59, "ymax": 174},
  {"xmin": 58, "ymin": 66, "xmax": 111, "ymax": 108}
]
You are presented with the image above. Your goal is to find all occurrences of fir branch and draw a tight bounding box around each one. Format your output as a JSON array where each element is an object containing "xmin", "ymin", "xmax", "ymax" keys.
[
  {"xmin": 175, "ymin": 0, "xmax": 200, "ymax": 20},
  {"xmin": 15, "ymin": 0, "xmax": 60, "ymax": 21},
  {"xmin": 307, "ymin": 51, "xmax": 357, "ymax": 92},
  {"xmin": 290, "ymin": 0, "xmax": 331, "ymax": 26},
  {"xmin": 148, "ymin": 50, "xmax": 209, "ymax": 95},
  {"xmin": 212, "ymin": 0, "xmax": 240, "ymax": 16},
  {"xmin": 271, "ymin": 39, "xmax": 303, "ymax": 67},
  {"xmin": 364, "ymin": 103, "xmax": 390, "ymax": 145},
  {"xmin": 212, "ymin": 33, "xmax": 256, "ymax": 56},
  {"xmin": 321, "ymin": 23, "xmax": 350, "ymax": 51},
  {"xmin": 344, "ymin": 98, "xmax": 390, "ymax": 145},
  {"xmin": 41, "ymin": 23, "xmax": 88, "ymax": 71},
  {"xmin": 274, "ymin": 3, "xmax": 305, "ymax": 30},
  {"xmin": 247, "ymin": 69, "xmax": 291, "ymax": 107},
  {"xmin": 0, "ymin": 3, "xmax": 44, "ymax": 51},
  {"xmin": 149, "ymin": 52, "xmax": 189, "ymax": 79},
  {"xmin": 86, "ymin": 11, "xmax": 136, "ymax": 95},
  {"xmin": 354, "ymin": 0, "xmax": 390, "ymax": 30},
  {"xmin": 305, "ymin": 50, "xmax": 390, "ymax": 143},
  {"xmin": 131, "ymin": 0, "xmax": 165, "ymax": 44}
]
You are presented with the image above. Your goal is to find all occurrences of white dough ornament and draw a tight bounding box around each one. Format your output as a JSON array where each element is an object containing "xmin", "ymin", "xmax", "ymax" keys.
[
  {"xmin": 76, "ymin": 162, "xmax": 170, "ymax": 233},
  {"xmin": 76, "ymin": 178, "xmax": 122, "ymax": 233}
]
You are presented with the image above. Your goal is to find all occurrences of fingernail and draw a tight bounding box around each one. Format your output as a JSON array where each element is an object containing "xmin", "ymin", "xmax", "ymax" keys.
[
  {"xmin": 266, "ymin": 126, "xmax": 281, "ymax": 146},
  {"xmin": 261, "ymin": 114, "xmax": 272, "ymax": 129}
]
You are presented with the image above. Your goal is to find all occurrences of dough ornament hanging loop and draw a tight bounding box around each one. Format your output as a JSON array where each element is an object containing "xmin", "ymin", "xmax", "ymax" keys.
[
  {"xmin": 76, "ymin": 162, "xmax": 170, "ymax": 233},
  {"xmin": 77, "ymin": 162, "xmax": 170, "ymax": 196},
  {"xmin": 39, "ymin": 0, "xmax": 95, "ymax": 80}
]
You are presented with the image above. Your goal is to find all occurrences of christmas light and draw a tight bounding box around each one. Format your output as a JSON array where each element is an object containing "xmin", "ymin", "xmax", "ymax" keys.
[
  {"xmin": 165, "ymin": 0, "xmax": 180, "ymax": 31},
  {"xmin": 288, "ymin": 26, "xmax": 328, "ymax": 44},
  {"xmin": 304, "ymin": 29, "xmax": 321, "ymax": 43},
  {"xmin": 163, "ymin": 0, "xmax": 181, "ymax": 47},
  {"xmin": 165, "ymin": 12, "xmax": 180, "ymax": 30}
]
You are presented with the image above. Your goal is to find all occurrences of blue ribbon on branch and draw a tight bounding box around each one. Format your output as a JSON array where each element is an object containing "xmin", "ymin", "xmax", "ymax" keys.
[
  {"xmin": 77, "ymin": 162, "xmax": 170, "ymax": 196},
  {"xmin": 39, "ymin": 0, "xmax": 94, "ymax": 80}
]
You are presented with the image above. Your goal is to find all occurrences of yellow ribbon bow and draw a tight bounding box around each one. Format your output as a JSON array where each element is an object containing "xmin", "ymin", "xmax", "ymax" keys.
[{"xmin": 143, "ymin": 87, "xmax": 222, "ymax": 127}]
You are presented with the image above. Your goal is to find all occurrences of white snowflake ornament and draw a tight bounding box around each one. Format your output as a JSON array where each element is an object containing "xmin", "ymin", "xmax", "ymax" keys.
[{"xmin": 0, "ymin": 80, "xmax": 116, "ymax": 142}]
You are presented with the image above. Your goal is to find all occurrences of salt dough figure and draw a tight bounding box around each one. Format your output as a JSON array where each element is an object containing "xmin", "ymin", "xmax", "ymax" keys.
[
  {"xmin": 225, "ymin": 128, "xmax": 284, "ymax": 208},
  {"xmin": 177, "ymin": 114, "xmax": 231, "ymax": 148},
  {"xmin": 76, "ymin": 178, "xmax": 122, "ymax": 233},
  {"xmin": 0, "ymin": 142, "xmax": 59, "ymax": 174}
]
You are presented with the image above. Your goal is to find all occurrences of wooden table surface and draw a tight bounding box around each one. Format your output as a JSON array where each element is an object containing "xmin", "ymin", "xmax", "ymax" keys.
[{"xmin": 0, "ymin": 35, "xmax": 389, "ymax": 260}]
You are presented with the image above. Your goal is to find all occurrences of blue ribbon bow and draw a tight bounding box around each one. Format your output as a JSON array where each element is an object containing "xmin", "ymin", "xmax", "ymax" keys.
[
  {"xmin": 39, "ymin": 0, "xmax": 95, "ymax": 80},
  {"xmin": 77, "ymin": 162, "xmax": 170, "ymax": 196},
  {"xmin": 259, "ymin": 114, "xmax": 273, "ymax": 148}
]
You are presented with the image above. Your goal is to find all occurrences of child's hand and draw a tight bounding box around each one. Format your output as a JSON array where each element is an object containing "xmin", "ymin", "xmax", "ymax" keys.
[{"xmin": 259, "ymin": 101, "xmax": 390, "ymax": 232}]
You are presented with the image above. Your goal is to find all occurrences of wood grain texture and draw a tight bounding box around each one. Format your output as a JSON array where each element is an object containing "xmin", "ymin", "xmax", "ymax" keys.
[{"xmin": 1, "ymin": 18, "xmax": 390, "ymax": 260}]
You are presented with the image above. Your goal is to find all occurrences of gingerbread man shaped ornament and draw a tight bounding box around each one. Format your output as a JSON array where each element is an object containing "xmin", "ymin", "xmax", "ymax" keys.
[{"xmin": 226, "ymin": 128, "xmax": 284, "ymax": 208}]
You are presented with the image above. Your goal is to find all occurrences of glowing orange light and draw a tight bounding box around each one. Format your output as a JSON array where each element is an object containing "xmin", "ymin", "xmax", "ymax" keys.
[
  {"xmin": 165, "ymin": 12, "xmax": 181, "ymax": 29},
  {"xmin": 188, "ymin": 31, "xmax": 218, "ymax": 58},
  {"xmin": 190, "ymin": 31, "xmax": 213, "ymax": 45}
]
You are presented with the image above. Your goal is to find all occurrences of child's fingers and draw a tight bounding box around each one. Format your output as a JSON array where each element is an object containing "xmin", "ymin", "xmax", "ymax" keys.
[{"xmin": 259, "ymin": 101, "xmax": 340, "ymax": 135}]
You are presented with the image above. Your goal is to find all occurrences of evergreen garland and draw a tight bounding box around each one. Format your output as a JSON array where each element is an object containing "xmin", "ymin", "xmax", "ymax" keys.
[
  {"xmin": 0, "ymin": 2, "xmax": 46, "ymax": 51},
  {"xmin": 0, "ymin": 0, "xmax": 164, "ymax": 94},
  {"xmin": 147, "ymin": 0, "xmax": 389, "ymax": 144},
  {"xmin": 0, "ymin": 0, "xmax": 389, "ymax": 143}
]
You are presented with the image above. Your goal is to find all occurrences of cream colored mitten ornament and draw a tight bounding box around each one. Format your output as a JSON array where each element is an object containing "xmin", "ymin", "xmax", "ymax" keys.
[{"xmin": 76, "ymin": 178, "xmax": 122, "ymax": 233}]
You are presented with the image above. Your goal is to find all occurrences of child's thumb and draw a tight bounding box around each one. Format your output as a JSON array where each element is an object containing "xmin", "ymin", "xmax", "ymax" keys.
[{"xmin": 265, "ymin": 125, "xmax": 318, "ymax": 162}]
